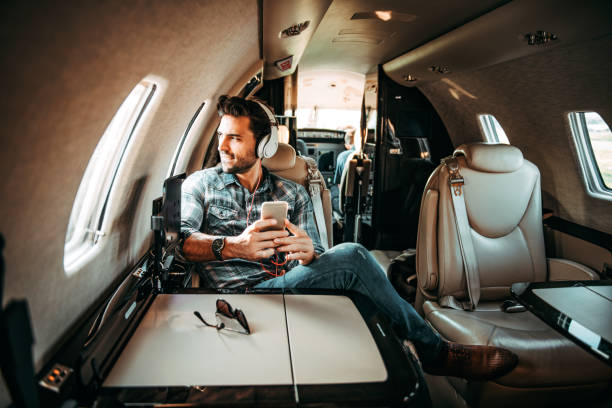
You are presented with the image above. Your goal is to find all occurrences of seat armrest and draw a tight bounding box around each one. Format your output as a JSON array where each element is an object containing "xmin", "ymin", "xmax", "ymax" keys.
[{"xmin": 547, "ymin": 258, "xmax": 599, "ymax": 281}]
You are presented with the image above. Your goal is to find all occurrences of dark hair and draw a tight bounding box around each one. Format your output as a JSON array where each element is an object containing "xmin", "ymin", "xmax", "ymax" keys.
[{"xmin": 216, "ymin": 95, "xmax": 272, "ymax": 143}]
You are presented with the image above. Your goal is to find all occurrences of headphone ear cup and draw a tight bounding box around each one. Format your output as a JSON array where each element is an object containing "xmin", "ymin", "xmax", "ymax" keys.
[
  {"xmin": 257, "ymin": 134, "xmax": 270, "ymax": 158},
  {"xmin": 264, "ymin": 126, "xmax": 279, "ymax": 158},
  {"xmin": 251, "ymin": 99, "xmax": 279, "ymax": 159}
]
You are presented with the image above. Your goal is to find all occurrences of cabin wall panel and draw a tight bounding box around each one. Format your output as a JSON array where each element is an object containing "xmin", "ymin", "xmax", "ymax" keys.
[
  {"xmin": 0, "ymin": 0, "xmax": 259, "ymax": 369},
  {"xmin": 418, "ymin": 34, "xmax": 612, "ymax": 234}
]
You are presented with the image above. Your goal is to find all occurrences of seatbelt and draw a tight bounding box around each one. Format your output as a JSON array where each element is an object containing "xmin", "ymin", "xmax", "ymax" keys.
[
  {"xmin": 440, "ymin": 156, "xmax": 481, "ymax": 311},
  {"xmin": 304, "ymin": 158, "xmax": 330, "ymax": 250}
]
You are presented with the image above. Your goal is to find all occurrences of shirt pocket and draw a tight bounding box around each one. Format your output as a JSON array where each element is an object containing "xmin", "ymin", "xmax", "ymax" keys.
[{"xmin": 206, "ymin": 205, "xmax": 239, "ymax": 236}]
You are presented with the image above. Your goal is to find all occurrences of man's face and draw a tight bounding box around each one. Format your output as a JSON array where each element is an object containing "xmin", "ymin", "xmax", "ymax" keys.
[{"xmin": 217, "ymin": 114, "xmax": 258, "ymax": 174}]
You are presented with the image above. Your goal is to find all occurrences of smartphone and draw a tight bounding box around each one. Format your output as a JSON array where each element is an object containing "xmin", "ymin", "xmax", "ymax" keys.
[{"xmin": 260, "ymin": 201, "xmax": 288, "ymax": 231}]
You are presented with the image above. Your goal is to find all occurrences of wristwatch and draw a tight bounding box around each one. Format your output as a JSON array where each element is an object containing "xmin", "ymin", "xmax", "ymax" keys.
[{"xmin": 212, "ymin": 236, "xmax": 226, "ymax": 261}]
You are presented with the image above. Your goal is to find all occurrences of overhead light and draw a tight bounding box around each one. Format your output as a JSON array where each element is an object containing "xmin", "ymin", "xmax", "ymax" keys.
[
  {"xmin": 403, "ymin": 74, "xmax": 418, "ymax": 82},
  {"xmin": 524, "ymin": 30, "xmax": 557, "ymax": 46},
  {"xmin": 351, "ymin": 11, "xmax": 417, "ymax": 23},
  {"xmin": 374, "ymin": 10, "xmax": 392, "ymax": 21}
]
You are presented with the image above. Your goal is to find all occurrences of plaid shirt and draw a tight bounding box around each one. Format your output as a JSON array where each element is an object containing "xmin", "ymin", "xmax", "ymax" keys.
[{"xmin": 181, "ymin": 165, "xmax": 325, "ymax": 288}]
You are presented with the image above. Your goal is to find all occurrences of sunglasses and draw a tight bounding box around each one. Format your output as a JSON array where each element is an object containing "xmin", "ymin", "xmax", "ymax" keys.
[{"xmin": 194, "ymin": 298, "xmax": 250, "ymax": 335}]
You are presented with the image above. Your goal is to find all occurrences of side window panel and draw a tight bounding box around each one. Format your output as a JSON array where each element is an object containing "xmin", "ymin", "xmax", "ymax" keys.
[
  {"xmin": 478, "ymin": 114, "xmax": 509, "ymax": 144},
  {"xmin": 568, "ymin": 111, "xmax": 612, "ymax": 198},
  {"xmin": 64, "ymin": 80, "xmax": 156, "ymax": 274}
]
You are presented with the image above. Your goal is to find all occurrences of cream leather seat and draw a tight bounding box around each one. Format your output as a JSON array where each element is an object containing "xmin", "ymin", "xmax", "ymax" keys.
[
  {"xmin": 337, "ymin": 151, "xmax": 372, "ymax": 243},
  {"xmin": 337, "ymin": 150, "xmax": 357, "ymax": 214},
  {"xmin": 416, "ymin": 143, "xmax": 611, "ymax": 407},
  {"xmin": 263, "ymin": 143, "xmax": 333, "ymax": 249}
]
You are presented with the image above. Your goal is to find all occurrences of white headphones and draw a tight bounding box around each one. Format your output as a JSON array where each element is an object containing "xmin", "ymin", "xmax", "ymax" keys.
[{"xmin": 252, "ymin": 100, "xmax": 279, "ymax": 159}]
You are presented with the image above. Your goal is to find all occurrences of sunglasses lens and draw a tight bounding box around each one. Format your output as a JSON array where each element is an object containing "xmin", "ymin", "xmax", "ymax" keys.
[
  {"xmin": 213, "ymin": 299, "xmax": 249, "ymax": 334},
  {"xmin": 216, "ymin": 299, "xmax": 233, "ymax": 317},
  {"xmin": 235, "ymin": 309, "xmax": 251, "ymax": 334}
]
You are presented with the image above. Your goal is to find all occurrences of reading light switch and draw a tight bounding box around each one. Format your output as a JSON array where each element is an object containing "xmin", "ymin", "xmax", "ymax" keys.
[{"xmin": 39, "ymin": 363, "xmax": 73, "ymax": 393}]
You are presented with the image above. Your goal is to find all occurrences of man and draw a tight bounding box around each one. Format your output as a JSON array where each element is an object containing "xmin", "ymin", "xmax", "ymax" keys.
[
  {"xmin": 181, "ymin": 95, "xmax": 518, "ymax": 380},
  {"xmin": 332, "ymin": 127, "xmax": 356, "ymax": 186}
]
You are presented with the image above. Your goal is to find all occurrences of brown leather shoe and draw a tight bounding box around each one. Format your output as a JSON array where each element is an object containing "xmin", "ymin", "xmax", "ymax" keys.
[{"xmin": 423, "ymin": 342, "xmax": 518, "ymax": 380}]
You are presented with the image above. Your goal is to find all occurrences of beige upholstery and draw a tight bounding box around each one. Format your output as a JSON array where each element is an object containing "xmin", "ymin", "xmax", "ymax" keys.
[
  {"xmin": 454, "ymin": 143, "xmax": 524, "ymax": 173},
  {"xmin": 416, "ymin": 143, "xmax": 610, "ymax": 405},
  {"xmin": 418, "ymin": 143, "xmax": 548, "ymax": 301},
  {"xmin": 263, "ymin": 143, "xmax": 333, "ymax": 248},
  {"xmin": 338, "ymin": 151, "xmax": 357, "ymax": 212},
  {"xmin": 547, "ymin": 258, "xmax": 600, "ymax": 281},
  {"xmin": 261, "ymin": 142, "xmax": 296, "ymax": 171},
  {"xmin": 369, "ymin": 250, "xmax": 402, "ymax": 274}
]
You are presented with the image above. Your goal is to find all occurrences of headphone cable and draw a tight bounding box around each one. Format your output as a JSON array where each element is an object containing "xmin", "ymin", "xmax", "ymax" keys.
[{"xmin": 243, "ymin": 162, "xmax": 286, "ymax": 278}]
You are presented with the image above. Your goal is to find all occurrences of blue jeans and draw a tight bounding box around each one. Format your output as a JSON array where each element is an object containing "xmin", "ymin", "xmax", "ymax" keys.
[{"xmin": 254, "ymin": 243, "xmax": 442, "ymax": 362}]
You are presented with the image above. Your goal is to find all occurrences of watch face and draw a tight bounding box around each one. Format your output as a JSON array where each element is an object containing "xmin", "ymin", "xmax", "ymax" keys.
[{"xmin": 212, "ymin": 237, "xmax": 225, "ymax": 260}]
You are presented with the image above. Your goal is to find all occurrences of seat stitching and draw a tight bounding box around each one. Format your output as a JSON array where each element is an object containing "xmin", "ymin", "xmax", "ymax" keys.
[
  {"xmin": 441, "ymin": 310, "xmax": 549, "ymax": 332},
  {"xmin": 485, "ymin": 324, "xmax": 498, "ymax": 346},
  {"xmin": 516, "ymin": 174, "xmax": 539, "ymax": 283}
]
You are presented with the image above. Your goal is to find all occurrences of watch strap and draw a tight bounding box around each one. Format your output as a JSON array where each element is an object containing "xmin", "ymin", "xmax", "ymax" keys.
[{"xmin": 213, "ymin": 237, "xmax": 226, "ymax": 261}]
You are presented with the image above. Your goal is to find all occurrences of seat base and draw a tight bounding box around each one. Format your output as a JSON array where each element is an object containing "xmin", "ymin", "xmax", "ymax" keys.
[
  {"xmin": 426, "ymin": 373, "xmax": 611, "ymax": 408},
  {"xmin": 423, "ymin": 300, "xmax": 612, "ymax": 388}
]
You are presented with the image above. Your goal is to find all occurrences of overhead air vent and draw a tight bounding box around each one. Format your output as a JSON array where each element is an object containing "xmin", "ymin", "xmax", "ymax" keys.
[
  {"xmin": 332, "ymin": 37, "xmax": 382, "ymax": 45},
  {"xmin": 333, "ymin": 29, "xmax": 391, "ymax": 46},
  {"xmin": 429, "ymin": 65, "xmax": 451, "ymax": 74},
  {"xmin": 338, "ymin": 28, "xmax": 391, "ymax": 37},
  {"xmin": 280, "ymin": 20, "xmax": 310, "ymax": 38},
  {"xmin": 524, "ymin": 30, "xmax": 558, "ymax": 46},
  {"xmin": 350, "ymin": 11, "xmax": 417, "ymax": 23}
]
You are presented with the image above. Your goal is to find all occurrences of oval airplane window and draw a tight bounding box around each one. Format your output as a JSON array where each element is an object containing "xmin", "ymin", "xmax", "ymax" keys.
[
  {"xmin": 569, "ymin": 111, "xmax": 612, "ymax": 199},
  {"xmin": 478, "ymin": 114, "xmax": 510, "ymax": 144},
  {"xmin": 64, "ymin": 80, "xmax": 157, "ymax": 274}
]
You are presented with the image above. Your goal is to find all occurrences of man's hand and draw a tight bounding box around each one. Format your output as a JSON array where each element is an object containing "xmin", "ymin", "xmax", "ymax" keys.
[
  {"xmin": 274, "ymin": 219, "xmax": 316, "ymax": 265},
  {"xmin": 224, "ymin": 219, "xmax": 289, "ymax": 261}
]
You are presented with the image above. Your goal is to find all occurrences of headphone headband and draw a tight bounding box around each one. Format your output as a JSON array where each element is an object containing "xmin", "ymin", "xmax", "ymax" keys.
[{"xmin": 253, "ymin": 100, "xmax": 277, "ymax": 126}]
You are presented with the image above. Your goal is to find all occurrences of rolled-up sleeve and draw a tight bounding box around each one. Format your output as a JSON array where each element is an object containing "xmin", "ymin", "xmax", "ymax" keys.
[
  {"xmin": 292, "ymin": 184, "xmax": 325, "ymax": 254},
  {"xmin": 181, "ymin": 175, "xmax": 205, "ymax": 239}
]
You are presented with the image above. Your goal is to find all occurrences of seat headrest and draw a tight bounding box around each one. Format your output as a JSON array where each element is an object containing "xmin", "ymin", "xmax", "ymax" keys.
[
  {"xmin": 262, "ymin": 143, "xmax": 296, "ymax": 171},
  {"xmin": 454, "ymin": 143, "xmax": 524, "ymax": 173}
]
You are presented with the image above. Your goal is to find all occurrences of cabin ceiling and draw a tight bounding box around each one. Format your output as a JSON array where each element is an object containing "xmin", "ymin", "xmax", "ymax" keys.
[{"xmin": 297, "ymin": 0, "xmax": 510, "ymax": 75}]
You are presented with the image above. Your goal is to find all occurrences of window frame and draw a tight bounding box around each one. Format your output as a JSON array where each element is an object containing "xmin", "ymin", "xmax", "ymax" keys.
[
  {"xmin": 478, "ymin": 114, "xmax": 510, "ymax": 144},
  {"xmin": 64, "ymin": 80, "xmax": 157, "ymax": 274},
  {"xmin": 568, "ymin": 111, "xmax": 612, "ymax": 200},
  {"xmin": 168, "ymin": 102, "xmax": 206, "ymax": 177}
]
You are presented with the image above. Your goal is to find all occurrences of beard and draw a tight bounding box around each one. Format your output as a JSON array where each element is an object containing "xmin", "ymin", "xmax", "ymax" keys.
[{"xmin": 219, "ymin": 152, "xmax": 258, "ymax": 174}]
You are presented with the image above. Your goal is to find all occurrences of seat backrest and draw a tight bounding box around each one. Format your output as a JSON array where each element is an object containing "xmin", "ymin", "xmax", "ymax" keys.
[
  {"xmin": 263, "ymin": 143, "xmax": 333, "ymax": 248},
  {"xmin": 338, "ymin": 150, "xmax": 358, "ymax": 211},
  {"xmin": 416, "ymin": 143, "xmax": 547, "ymax": 302}
]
